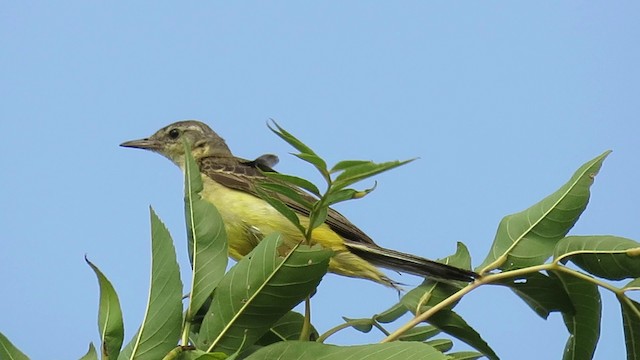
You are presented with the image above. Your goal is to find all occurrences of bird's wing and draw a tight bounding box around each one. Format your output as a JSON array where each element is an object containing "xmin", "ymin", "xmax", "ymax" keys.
[{"xmin": 198, "ymin": 156, "xmax": 378, "ymax": 246}]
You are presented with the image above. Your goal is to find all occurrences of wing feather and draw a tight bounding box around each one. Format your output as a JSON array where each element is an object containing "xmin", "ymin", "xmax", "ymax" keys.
[{"xmin": 197, "ymin": 156, "xmax": 378, "ymax": 246}]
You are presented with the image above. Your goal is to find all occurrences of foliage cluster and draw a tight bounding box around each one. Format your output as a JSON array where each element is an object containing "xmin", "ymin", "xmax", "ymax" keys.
[{"xmin": 1, "ymin": 124, "xmax": 639, "ymax": 360}]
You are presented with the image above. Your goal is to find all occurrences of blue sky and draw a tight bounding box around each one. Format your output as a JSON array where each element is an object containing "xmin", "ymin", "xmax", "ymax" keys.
[{"xmin": 1, "ymin": 2, "xmax": 638, "ymax": 359}]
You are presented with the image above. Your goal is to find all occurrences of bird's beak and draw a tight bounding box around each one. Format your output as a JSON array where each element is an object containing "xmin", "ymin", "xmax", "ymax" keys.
[{"xmin": 120, "ymin": 138, "xmax": 161, "ymax": 151}]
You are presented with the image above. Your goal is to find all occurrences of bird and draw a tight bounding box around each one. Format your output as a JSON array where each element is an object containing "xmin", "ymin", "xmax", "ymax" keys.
[{"xmin": 121, "ymin": 120, "xmax": 479, "ymax": 288}]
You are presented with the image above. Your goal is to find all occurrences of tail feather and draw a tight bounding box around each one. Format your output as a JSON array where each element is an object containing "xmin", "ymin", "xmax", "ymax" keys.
[{"xmin": 345, "ymin": 242, "xmax": 479, "ymax": 282}]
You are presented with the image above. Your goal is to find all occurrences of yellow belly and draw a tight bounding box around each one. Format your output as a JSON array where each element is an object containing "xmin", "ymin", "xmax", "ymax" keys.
[{"xmin": 200, "ymin": 175, "xmax": 391, "ymax": 286}]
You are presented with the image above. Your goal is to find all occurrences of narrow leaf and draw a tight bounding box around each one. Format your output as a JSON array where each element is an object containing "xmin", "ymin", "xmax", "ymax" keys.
[
  {"xmin": 401, "ymin": 281, "xmax": 461, "ymax": 315},
  {"xmin": 262, "ymin": 172, "xmax": 321, "ymax": 197},
  {"xmin": 244, "ymin": 341, "xmax": 447, "ymax": 360},
  {"xmin": 375, "ymin": 303, "xmax": 409, "ymax": 323},
  {"xmin": 428, "ymin": 310, "xmax": 499, "ymax": 360},
  {"xmin": 255, "ymin": 187, "xmax": 306, "ymax": 234},
  {"xmin": 401, "ymin": 243, "xmax": 473, "ymax": 313},
  {"xmin": 398, "ymin": 325, "xmax": 440, "ymax": 342},
  {"xmin": 330, "ymin": 160, "xmax": 372, "ymax": 173},
  {"xmin": 554, "ymin": 236, "xmax": 640, "ymax": 280},
  {"xmin": 0, "ymin": 331, "xmax": 29, "ymax": 360},
  {"xmin": 256, "ymin": 311, "xmax": 318, "ymax": 346},
  {"xmin": 266, "ymin": 121, "xmax": 329, "ymax": 180},
  {"xmin": 197, "ymin": 234, "xmax": 332, "ymax": 355},
  {"xmin": 551, "ymin": 271, "xmax": 602, "ymax": 360},
  {"xmin": 267, "ymin": 120, "xmax": 317, "ymax": 156},
  {"xmin": 309, "ymin": 206, "xmax": 328, "ymax": 231},
  {"xmin": 498, "ymin": 272, "xmax": 574, "ymax": 319},
  {"xmin": 79, "ymin": 343, "xmax": 98, "ymax": 360},
  {"xmin": 478, "ymin": 151, "xmax": 611, "ymax": 272},
  {"xmin": 340, "ymin": 317, "xmax": 375, "ymax": 333},
  {"xmin": 118, "ymin": 208, "xmax": 183, "ymax": 360},
  {"xmin": 619, "ymin": 298, "xmax": 640, "ymax": 360},
  {"xmin": 293, "ymin": 153, "xmax": 329, "ymax": 176},
  {"xmin": 256, "ymin": 182, "xmax": 314, "ymax": 209},
  {"xmin": 183, "ymin": 140, "xmax": 229, "ymax": 319},
  {"xmin": 326, "ymin": 184, "xmax": 376, "ymax": 205},
  {"xmin": 439, "ymin": 242, "xmax": 473, "ymax": 270},
  {"xmin": 85, "ymin": 257, "xmax": 124, "ymax": 359},
  {"xmin": 332, "ymin": 159, "xmax": 414, "ymax": 190},
  {"xmin": 425, "ymin": 338, "xmax": 453, "ymax": 352}
]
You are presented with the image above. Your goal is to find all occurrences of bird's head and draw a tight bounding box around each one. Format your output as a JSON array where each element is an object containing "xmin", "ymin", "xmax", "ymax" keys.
[{"xmin": 120, "ymin": 120, "xmax": 233, "ymax": 167}]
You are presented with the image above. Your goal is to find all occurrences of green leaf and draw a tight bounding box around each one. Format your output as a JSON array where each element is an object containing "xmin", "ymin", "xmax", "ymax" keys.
[
  {"xmin": 341, "ymin": 317, "xmax": 375, "ymax": 333},
  {"xmin": 182, "ymin": 139, "xmax": 204, "ymax": 196},
  {"xmin": 425, "ymin": 338, "xmax": 453, "ymax": 352},
  {"xmin": 0, "ymin": 331, "xmax": 30, "ymax": 360},
  {"xmin": 256, "ymin": 311, "xmax": 318, "ymax": 345},
  {"xmin": 256, "ymin": 182, "xmax": 314, "ymax": 209},
  {"xmin": 398, "ymin": 325, "xmax": 440, "ymax": 342},
  {"xmin": 118, "ymin": 208, "xmax": 183, "ymax": 360},
  {"xmin": 197, "ymin": 234, "xmax": 332, "ymax": 355},
  {"xmin": 179, "ymin": 350, "xmax": 228, "ymax": 360},
  {"xmin": 193, "ymin": 354, "xmax": 229, "ymax": 360},
  {"xmin": 183, "ymin": 140, "xmax": 229, "ymax": 319},
  {"xmin": 478, "ymin": 151, "xmax": 611, "ymax": 272},
  {"xmin": 332, "ymin": 159, "xmax": 414, "ymax": 190},
  {"xmin": 619, "ymin": 298, "xmax": 640, "ymax": 360},
  {"xmin": 266, "ymin": 121, "xmax": 329, "ymax": 178},
  {"xmin": 375, "ymin": 302, "xmax": 409, "ymax": 323},
  {"xmin": 550, "ymin": 271, "xmax": 601, "ymax": 360},
  {"xmin": 427, "ymin": 310, "xmax": 499, "ymax": 360},
  {"xmin": 401, "ymin": 280, "xmax": 461, "ymax": 315},
  {"xmin": 79, "ymin": 343, "xmax": 98, "ymax": 360},
  {"xmin": 440, "ymin": 242, "xmax": 473, "ymax": 270},
  {"xmin": 244, "ymin": 341, "xmax": 447, "ymax": 360},
  {"xmin": 309, "ymin": 205, "xmax": 328, "ymax": 231},
  {"xmin": 401, "ymin": 243, "xmax": 473, "ymax": 313},
  {"xmin": 262, "ymin": 172, "xmax": 321, "ymax": 197},
  {"xmin": 267, "ymin": 120, "xmax": 318, "ymax": 156},
  {"xmin": 330, "ymin": 160, "xmax": 372, "ymax": 173},
  {"xmin": 293, "ymin": 153, "xmax": 329, "ymax": 177},
  {"xmin": 254, "ymin": 187, "xmax": 306, "ymax": 234},
  {"xmin": 85, "ymin": 257, "xmax": 124, "ymax": 359},
  {"xmin": 554, "ymin": 236, "xmax": 640, "ymax": 280},
  {"xmin": 447, "ymin": 351, "xmax": 484, "ymax": 360},
  {"xmin": 498, "ymin": 272, "xmax": 574, "ymax": 319},
  {"xmin": 326, "ymin": 184, "xmax": 376, "ymax": 205}
]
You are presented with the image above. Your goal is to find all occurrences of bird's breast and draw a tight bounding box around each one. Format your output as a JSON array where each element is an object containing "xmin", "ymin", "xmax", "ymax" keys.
[{"xmin": 199, "ymin": 175, "xmax": 300, "ymax": 257}]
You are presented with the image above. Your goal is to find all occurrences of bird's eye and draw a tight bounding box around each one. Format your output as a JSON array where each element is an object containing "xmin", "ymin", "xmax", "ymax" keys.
[{"xmin": 168, "ymin": 128, "xmax": 180, "ymax": 139}]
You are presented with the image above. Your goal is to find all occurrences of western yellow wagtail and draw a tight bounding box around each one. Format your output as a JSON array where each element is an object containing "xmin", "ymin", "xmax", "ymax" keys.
[{"xmin": 121, "ymin": 121, "xmax": 478, "ymax": 288}]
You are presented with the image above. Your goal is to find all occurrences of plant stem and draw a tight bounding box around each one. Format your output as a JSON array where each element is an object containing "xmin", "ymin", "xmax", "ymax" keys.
[
  {"xmin": 180, "ymin": 319, "xmax": 191, "ymax": 347},
  {"xmin": 317, "ymin": 319, "xmax": 390, "ymax": 343},
  {"xmin": 380, "ymin": 280, "xmax": 481, "ymax": 343},
  {"xmin": 299, "ymin": 297, "xmax": 313, "ymax": 341},
  {"xmin": 161, "ymin": 346, "xmax": 183, "ymax": 360},
  {"xmin": 382, "ymin": 262, "xmax": 637, "ymax": 343},
  {"xmin": 316, "ymin": 322, "xmax": 355, "ymax": 343}
]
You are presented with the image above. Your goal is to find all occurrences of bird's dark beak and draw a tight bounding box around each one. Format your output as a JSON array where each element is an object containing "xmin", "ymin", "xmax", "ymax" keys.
[{"xmin": 120, "ymin": 138, "xmax": 161, "ymax": 151}]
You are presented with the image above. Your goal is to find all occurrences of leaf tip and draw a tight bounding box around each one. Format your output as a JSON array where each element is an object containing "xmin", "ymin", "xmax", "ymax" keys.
[{"xmin": 266, "ymin": 118, "xmax": 281, "ymax": 133}]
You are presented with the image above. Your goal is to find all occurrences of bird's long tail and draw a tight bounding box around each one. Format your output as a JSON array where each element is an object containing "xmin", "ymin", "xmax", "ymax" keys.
[{"xmin": 344, "ymin": 241, "xmax": 479, "ymax": 282}]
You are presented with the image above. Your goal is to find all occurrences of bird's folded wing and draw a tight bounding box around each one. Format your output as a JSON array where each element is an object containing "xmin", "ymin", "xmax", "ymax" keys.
[{"xmin": 198, "ymin": 156, "xmax": 378, "ymax": 247}]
